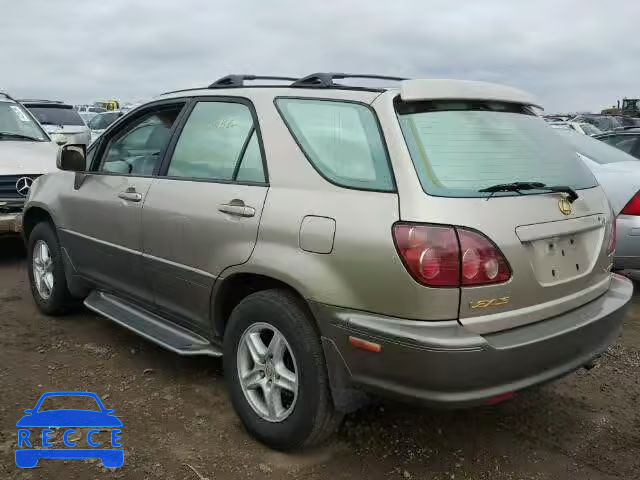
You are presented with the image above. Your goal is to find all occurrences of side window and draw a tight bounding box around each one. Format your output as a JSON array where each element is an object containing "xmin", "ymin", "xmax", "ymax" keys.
[
  {"xmin": 85, "ymin": 146, "xmax": 96, "ymax": 170},
  {"xmin": 166, "ymin": 101, "xmax": 263, "ymax": 182},
  {"xmin": 97, "ymin": 107, "xmax": 181, "ymax": 176},
  {"xmin": 275, "ymin": 98, "xmax": 394, "ymax": 191},
  {"xmin": 235, "ymin": 132, "xmax": 266, "ymax": 183}
]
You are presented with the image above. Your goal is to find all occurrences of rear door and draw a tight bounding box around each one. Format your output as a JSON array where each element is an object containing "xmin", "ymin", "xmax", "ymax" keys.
[
  {"xmin": 140, "ymin": 97, "xmax": 268, "ymax": 332},
  {"xmin": 58, "ymin": 101, "xmax": 187, "ymax": 304}
]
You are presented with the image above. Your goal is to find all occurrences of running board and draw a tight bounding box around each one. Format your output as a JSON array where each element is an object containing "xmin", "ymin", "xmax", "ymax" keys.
[{"xmin": 84, "ymin": 291, "xmax": 222, "ymax": 357}]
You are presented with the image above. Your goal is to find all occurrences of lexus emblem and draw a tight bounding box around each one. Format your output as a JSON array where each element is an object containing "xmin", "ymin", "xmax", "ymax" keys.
[
  {"xmin": 558, "ymin": 197, "xmax": 572, "ymax": 215},
  {"xmin": 16, "ymin": 177, "xmax": 34, "ymax": 197}
]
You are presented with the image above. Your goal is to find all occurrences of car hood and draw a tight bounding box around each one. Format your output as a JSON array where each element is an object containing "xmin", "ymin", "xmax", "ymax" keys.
[
  {"xmin": 580, "ymin": 157, "xmax": 640, "ymax": 214},
  {"xmin": 16, "ymin": 410, "xmax": 123, "ymax": 427},
  {"xmin": 42, "ymin": 125, "xmax": 88, "ymax": 135},
  {"xmin": 0, "ymin": 141, "xmax": 59, "ymax": 175}
]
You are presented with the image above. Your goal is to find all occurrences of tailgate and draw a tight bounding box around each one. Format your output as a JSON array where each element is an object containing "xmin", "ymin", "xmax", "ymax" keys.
[{"xmin": 398, "ymin": 187, "xmax": 613, "ymax": 334}]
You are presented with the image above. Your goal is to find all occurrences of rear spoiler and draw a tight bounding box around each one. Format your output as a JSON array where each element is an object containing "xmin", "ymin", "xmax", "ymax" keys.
[{"xmin": 400, "ymin": 79, "xmax": 542, "ymax": 109}]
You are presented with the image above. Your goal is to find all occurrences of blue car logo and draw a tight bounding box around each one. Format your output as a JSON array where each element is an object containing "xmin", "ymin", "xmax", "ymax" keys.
[{"xmin": 15, "ymin": 391, "xmax": 123, "ymax": 468}]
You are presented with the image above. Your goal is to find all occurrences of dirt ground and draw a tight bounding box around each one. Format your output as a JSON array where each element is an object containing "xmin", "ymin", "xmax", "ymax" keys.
[{"xmin": 0, "ymin": 238, "xmax": 639, "ymax": 480}]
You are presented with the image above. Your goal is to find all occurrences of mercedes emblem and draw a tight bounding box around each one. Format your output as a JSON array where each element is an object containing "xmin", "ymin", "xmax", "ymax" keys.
[{"xmin": 15, "ymin": 177, "xmax": 34, "ymax": 197}]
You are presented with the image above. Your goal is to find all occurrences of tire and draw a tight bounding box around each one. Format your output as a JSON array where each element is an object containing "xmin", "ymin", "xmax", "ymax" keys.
[
  {"xmin": 27, "ymin": 222, "xmax": 77, "ymax": 315},
  {"xmin": 223, "ymin": 289, "xmax": 343, "ymax": 450}
]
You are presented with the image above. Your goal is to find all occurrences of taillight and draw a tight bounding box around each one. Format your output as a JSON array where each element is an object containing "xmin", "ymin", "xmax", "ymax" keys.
[
  {"xmin": 392, "ymin": 224, "xmax": 459, "ymax": 287},
  {"xmin": 392, "ymin": 223, "xmax": 511, "ymax": 287},
  {"xmin": 621, "ymin": 191, "xmax": 640, "ymax": 216},
  {"xmin": 458, "ymin": 229, "xmax": 511, "ymax": 285}
]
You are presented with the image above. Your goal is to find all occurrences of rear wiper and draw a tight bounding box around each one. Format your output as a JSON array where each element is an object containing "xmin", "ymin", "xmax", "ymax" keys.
[
  {"xmin": 0, "ymin": 132, "xmax": 42, "ymax": 142},
  {"xmin": 479, "ymin": 182, "xmax": 578, "ymax": 202}
]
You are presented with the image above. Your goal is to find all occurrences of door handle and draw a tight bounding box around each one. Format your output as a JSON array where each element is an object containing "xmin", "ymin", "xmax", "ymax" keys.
[
  {"xmin": 218, "ymin": 203, "xmax": 255, "ymax": 217},
  {"xmin": 118, "ymin": 190, "xmax": 143, "ymax": 202}
]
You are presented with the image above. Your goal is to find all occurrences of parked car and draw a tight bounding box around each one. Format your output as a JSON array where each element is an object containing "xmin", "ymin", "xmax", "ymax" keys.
[
  {"xmin": 22, "ymin": 74, "xmax": 633, "ymax": 450},
  {"xmin": 612, "ymin": 116, "xmax": 640, "ymax": 128},
  {"xmin": 0, "ymin": 93, "xmax": 59, "ymax": 236},
  {"xmin": 572, "ymin": 114, "xmax": 623, "ymax": 132},
  {"xmin": 594, "ymin": 128, "xmax": 640, "ymax": 160},
  {"xmin": 21, "ymin": 100, "xmax": 91, "ymax": 146},
  {"xmin": 79, "ymin": 112, "xmax": 98, "ymax": 124},
  {"xmin": 75, "ymin": 105, "xmax": 107, "ymax": 115},
  {"xmin": 549, "ymin": 121, "xmax": 602, "ymax": 136},
  {"xmin": 87, "ymin": 110, "xmax": 125, "ymax": 143},
  {"xmin": 558, "ymin": 129, "xmax": 640, "ymax": 275},
  {"xmin": 544, "ymin": 115, "xmax": 571, "ymax": 122}
]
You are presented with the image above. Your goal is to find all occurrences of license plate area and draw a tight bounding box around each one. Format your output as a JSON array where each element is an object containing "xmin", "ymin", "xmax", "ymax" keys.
[{"xmin": 525, "ymin": 229, "xmax": 601, "ymax": 285}]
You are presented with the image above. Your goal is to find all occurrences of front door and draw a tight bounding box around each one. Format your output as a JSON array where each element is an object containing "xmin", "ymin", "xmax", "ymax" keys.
[
  {"xmin": 141, "ymin": 98, "xmax": 268, "ymax": 331},
  {"xmin": 58, "ymin": 101, "xmax": 187, "ymax": 304}
]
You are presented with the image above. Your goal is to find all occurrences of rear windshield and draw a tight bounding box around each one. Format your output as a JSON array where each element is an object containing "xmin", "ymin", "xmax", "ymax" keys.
[
  {"xmin": 397, "ymin": 100, "xmax": 598, "ymax": 198},
  {"xmin": 27, "ymin": 106, "xmax": 85, "ymax": 126},
  {"xmin": 88, "ymin": 112, "xmax": 120, "ymax": 130}
]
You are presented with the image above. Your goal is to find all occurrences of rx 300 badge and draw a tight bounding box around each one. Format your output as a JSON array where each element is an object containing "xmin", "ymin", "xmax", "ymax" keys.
[{"xmin": 15, "ymin": 391, "xmax": 123, "ymax": 468}]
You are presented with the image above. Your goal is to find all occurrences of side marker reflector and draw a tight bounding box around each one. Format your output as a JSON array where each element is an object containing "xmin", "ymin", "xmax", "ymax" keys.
[
  {"xmin": 348, "ymin": 336, "xmax": 381, "ymax": 353},
  {"xmin": 485, "ymin": 391, "xmax": 516, "ymax": 405}
]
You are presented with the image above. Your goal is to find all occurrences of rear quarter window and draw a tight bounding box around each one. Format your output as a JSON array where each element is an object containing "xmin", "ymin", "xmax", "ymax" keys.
[{"xmin": 275, "ymin": 98, "xmax": 394, "ymax": 192}]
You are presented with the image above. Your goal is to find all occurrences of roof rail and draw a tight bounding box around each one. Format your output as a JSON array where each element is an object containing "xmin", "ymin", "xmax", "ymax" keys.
[
  {"xmin": 291, "ymin": 72, "xmax": 407, "ymax": 88},
  {"xmin": 208, "ymin": 75, "xmax": 299, "ymax": 88},
  {"xmin": 0, "ymin": 91, "xmax": 16, "ymax": 101},
  {"xmin": 19, "ymin": 99, "xmax": 65, "ymax": 104}
]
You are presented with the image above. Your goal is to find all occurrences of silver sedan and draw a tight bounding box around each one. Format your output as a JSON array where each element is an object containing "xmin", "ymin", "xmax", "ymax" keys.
[{"xmin": 558, "ymin": 130, "xmax": 640, "ymax": 276}]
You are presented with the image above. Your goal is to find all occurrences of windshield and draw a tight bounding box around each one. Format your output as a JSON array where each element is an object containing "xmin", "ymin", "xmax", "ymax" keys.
[
  {"xmin": 0, "ymin": 101, "xmax": 47, "ymax": 140},
  {"xmin": 397, "ymin": 100, "xmax": 598, "ymax": 198},
  {"xmin": 556, "ymin": 130, "xmax": 638, "ymax": 164},
  {"xmin": 89, "ymin": 112, "xmax": 120, "ymax": 130},
  {"xmin": 28, "ymin": 106, "xmax": 85, "ymax": 126}
]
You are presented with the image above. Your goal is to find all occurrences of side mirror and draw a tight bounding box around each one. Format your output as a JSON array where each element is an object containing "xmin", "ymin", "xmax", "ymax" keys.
[
  {"xmin": 57, "ymin": 144, "xmax": 86, "ymax": 172},
  {"xmin": 23, "ymin": 409, "xmax": 33, "ymax": 414}
]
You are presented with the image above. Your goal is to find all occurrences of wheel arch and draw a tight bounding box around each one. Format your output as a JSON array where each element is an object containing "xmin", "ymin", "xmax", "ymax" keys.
[
  {"xmin": 22, "ymin": 205, "xmax": 56, "ymax": 241},
  {"xmin": 212, "ymin": 271, "xmax": 316, "ymax": 338}
]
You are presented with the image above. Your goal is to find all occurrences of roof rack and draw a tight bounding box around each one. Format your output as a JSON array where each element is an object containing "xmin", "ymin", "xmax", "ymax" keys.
[
  {"xmin": 291, "ymin": 72, "xmax": 407, "ymax": 88},
  {"xmin": 208, "ymin": 75, "xmax": 299, "ymax": 88},
  {"xmin": 161, "ymin": 72, "xmax": 407, "ymax": 96},
  {"xmin": 0, "ymin": 91, "xmax": 16, "ymax": 101}
]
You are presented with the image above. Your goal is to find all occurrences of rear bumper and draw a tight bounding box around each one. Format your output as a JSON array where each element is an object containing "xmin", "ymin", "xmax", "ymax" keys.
[
  {"xmin": 316, "ymin": 274, "xmax": 633, "ymax": 408},
  {"xmin": 0, "ymin": 212, "xmax": 22, "ymax": 235},
  {"xmin": 615, "ymin": 215, "xmax": 640, "ymax": 271}
]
